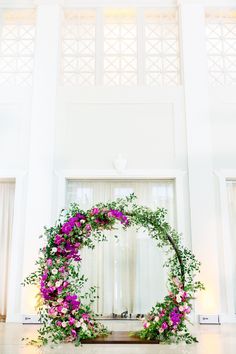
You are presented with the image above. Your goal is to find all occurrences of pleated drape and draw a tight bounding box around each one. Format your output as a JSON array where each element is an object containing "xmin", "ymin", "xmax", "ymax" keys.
[
  {"xmin": 0, "ymin": 181, "xmax": 15, "ymax": 320},
  {"xmin": 66, "ymin": 179, "xmax": 175, "ymax": 315},
  {"xmin": 227, "ymin": 181, "xmax": 236, "ymax": 313}
]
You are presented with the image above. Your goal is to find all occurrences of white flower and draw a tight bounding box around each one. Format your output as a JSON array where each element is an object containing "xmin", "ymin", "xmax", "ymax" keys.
[
  {"xmin": 82, "ymin": 323, "xmax": 87, "ymax": 331},
  {"xmin": 62, "ymin": 321, "xmax": 67, "ymax": 328},
  {"xmin": 51, "ymin": 247, "xmax": 57, "ymax": 254},
  {"xmin": 75, "ymin": 321, "xmax": 81, "ymax": 328},
  {"xmin": 159, "ymin": 328, "xmax": 164, "ymax": 333},
  {"xmin": 57, "ymin": 298, "xmax": 63, "ymax": 303},
  {"xmin": 154, "ymin": 316, "xmax": 159, "ymax": 322},
  {"xmin": 61, "ymin": 307, "xmax": 67, "ymax": 314},
  {"xmin": 51, "ymin": 268, "xmax": 58, "ymax": 275},
  {"xmin": 179, "ymin": 306, "xmax": 184, "ymax": 312},
  {"xmin": 176, "ymin": 294, "xmax": 182, "ymax": 303},
  {"xmin": 80, "ymin": 220, "xmax": 85, "ymax": 224},
  {"xmin": 55, "ymin": 280, "xmax": 62, "ymax": 287},
  {"xmin": 80, "ymin": 318, "xmax": 84, "ymax": 323}
]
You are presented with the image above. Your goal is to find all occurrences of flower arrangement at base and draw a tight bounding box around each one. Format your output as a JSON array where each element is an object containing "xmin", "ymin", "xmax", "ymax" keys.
[{"xmin": 23, "ymin": 194, "xmax": 204, "ymax": 346}]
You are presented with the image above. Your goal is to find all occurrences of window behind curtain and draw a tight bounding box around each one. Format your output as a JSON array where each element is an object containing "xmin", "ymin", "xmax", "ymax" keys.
[
  {"xmin": 66, "ymin": 179, "xmax": 176, "ymax": 316},
  {"xmin": 226, "ymin": 180, "xmax": 236, "ymax": 313}
]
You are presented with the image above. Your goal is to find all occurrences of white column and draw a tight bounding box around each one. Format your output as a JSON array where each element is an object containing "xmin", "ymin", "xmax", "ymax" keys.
[
  {"xmin": 21, "ymin": 0, "xmax": 62, "ymax": 316},
  {"xmin": 179, "ymin": 0, "xmax": 221, "ymax": 315}
]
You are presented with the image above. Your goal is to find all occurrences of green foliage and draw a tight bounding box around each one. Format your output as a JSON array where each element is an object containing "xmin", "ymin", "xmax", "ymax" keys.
[{"xmin": 23, "ymin": 194, "xmax": 203, "ymax": 346}]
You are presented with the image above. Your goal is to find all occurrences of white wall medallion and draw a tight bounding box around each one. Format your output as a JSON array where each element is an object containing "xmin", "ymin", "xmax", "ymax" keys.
[{"xmin": 113, "ymin": 154, "xmax": 127, "ymax": 173}]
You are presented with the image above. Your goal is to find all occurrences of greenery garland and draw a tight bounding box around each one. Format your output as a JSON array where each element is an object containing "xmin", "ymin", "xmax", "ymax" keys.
[{"xmin": 23, "ymin": 194, "xmax": 204, "ymax": 346}]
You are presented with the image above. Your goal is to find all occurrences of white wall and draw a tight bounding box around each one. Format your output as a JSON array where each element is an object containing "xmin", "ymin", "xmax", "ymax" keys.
[{"xmin": 0, "ymin": 0, "xmax": 236, "ymax": 322}]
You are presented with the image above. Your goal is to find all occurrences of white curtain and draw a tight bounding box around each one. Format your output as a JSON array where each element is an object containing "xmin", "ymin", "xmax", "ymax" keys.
[
  {"xmin": 227, "ymin": 181, "xmax": 236, "ymax": 313},
  {"xmin": 66, "ymin": 179, "xmax": 175, "ymax": 316},
  {"xmin": 0, "ymin": 181, "xmax": 15, "ymax": 319}
]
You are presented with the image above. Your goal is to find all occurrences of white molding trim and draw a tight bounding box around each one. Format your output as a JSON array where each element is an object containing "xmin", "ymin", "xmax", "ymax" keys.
[
  {"xmin": 55, "ymin": 169, "xmax": 187, "ymax": 238},
  {"xmin": 63, "ymin": 0, "xmax": 177, "ymax": 8},
  {"xmin": 215, "ymin": 169, "xmax": 236, "ymax": 319}
]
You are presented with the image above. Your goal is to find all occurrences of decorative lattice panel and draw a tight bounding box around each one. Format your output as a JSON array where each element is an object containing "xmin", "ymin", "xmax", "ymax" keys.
[
  {"xmin": 0, "ymin": 9, "xmax": 36, "ymax": 86},
  {"xmin": 144, "ymin": 9, "xmax": 180, "ymax": 86},
  {"xmin": 62, "ymin": 10, "xmax": 96, "ymax": 86},
  {"xmin": 61, "ymin": 8, "xmax": 180, "ymax": 87},
  {"xmin": 103, "ymin": 9, "xmax": 137, "ymax": 86},
  {"xmin": 206, "ymin": 9, "xmax": 236, "ymax": 85}
]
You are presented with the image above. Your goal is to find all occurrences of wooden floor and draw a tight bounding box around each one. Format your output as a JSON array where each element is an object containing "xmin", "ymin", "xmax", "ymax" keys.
[{"xmin": 82, "ymin": 331, "xmax": 159, "ymax": 344}]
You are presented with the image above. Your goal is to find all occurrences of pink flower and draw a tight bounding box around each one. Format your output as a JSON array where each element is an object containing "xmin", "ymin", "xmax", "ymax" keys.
[
  {"xmin": 56, "ymin": 320, "xmax": 62, "ymax": 327},
  {"xmin": 48, "ymin": 307, "xmax": 57, "ymax": 317},
  {"xmin": 159, "ymin": 310, "xmax": 165, "ymax": 317},
  {"xmin": 57, "ymin": 305, "xmax": 63, "ymax": 313},
  {"xmin": 185, "ymin": 306, "xmax": 191, "ymax": 314},
  {"xmin": 82, "ymin": 313, "xmax": 90, "ymax": 321},
  {"xmin": 47, "ymin": 259, "xmax": 53, "ymax": 266},
  {"xmin": 143, "ymin": 321, "xmax": 150, "ymax": 329},
  {"xmin": 91, "ymin": 208, "xmax": 100, "ymax": 215},
  {"xmin": 85, "ymin": 224, "xmax": 92, "ymax": 231}
]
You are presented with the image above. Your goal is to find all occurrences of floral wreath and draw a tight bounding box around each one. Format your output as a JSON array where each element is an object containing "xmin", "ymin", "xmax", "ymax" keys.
[{"xmin": 23, "ymin": 194, "xmax": 204, "ymax": 346}]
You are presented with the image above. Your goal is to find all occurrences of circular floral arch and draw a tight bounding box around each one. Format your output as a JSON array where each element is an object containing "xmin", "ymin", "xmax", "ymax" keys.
[{"xmin": 24, "ymin": 194, "xmax": 204, "ymax": 346}]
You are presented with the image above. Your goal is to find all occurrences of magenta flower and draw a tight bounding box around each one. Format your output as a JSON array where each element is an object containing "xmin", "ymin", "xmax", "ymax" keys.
[
  {"xmin": 69, "ymin": 317, "xmax": 75, "ymax": 325},
  {"xmin": 85, "ymin": 224, "xmax": 92, "ymax": 231},
  {"xmin": 41, "ymin": 272, "xmax": 48, "ymax": 281},
  {"xmin": 54, "ymin": 234, "xmax": 63, "ymax": 245},
  {"xmin": 71, "ymin": 329, "xmax": 77, "ymax": 337},
  {"xmin": 170, "ymin": 308, "xmax": 182, "ymax": 325},
  {"xmin": 91, "ymin": 208, "xmax": 100, "ymax": 215},
  {"xmin": 82, "ymin": 313, "xmax": 90, "ymax": 321},
  {"xmin": 61, "ymin": 222, "xmax": 73, "ymax": 235},
  {"xmin": 161, "ymin": 322, "xmax": 168, "ymax": 330}
]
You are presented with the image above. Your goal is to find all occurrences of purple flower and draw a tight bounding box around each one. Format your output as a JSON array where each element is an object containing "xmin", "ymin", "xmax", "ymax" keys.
[
  {"xmin": 71, "ymin": 300, "xmax": 80, "ymax": 310},
  {"xmin": 61, "ymin": 222, "xmax": 73, "ymax": 235},
  {"xmin": 57, "ymin": 286, "xmax": 63, "ymax": 294},
  {"xmin": 170, "ymin": 308, "xmax": 182, "ymax": 326},
  {"xmin": 66, "ymin": 294, "xmax": 77, "ymax": 301},
  {"xmin": 76, "ymin": 213, "xmax": 86, "ymax": 220},
  {"xmin": 42, "ymin": 272, "xmax": 48, "ymax": 281}
]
